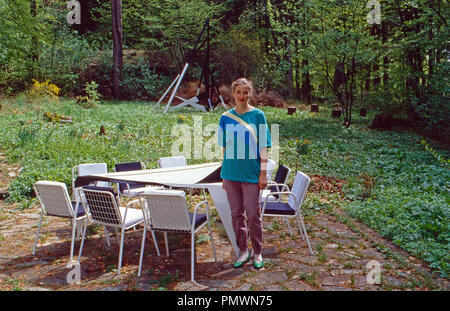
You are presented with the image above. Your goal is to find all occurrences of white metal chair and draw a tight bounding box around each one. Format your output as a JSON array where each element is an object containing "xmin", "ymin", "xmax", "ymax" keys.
[
  {"xmin": 156, "ymin": 156, "xmax": 187, "ymax": 168},
  {"xmin": 137, "ymin": 189, "xmax": 217, "ymax": 282},
  {"xmin": 156, "ymin": 155, "xmax": 203, "ymax": 201},
  {"xmin": 33, "ymin": 181, "xmax": 87, "ymax": 262},
  {"xmin": 261, "ymin": 171, "xmax": 314, "ymax": 255},
  {"xmin": 114, "ymin": 161, "xmax": 163, "ymax": 198},
  {"xmin": 78, "ymin": 186, "xmax": 145, "ymax": 274},
  {"xmin": 71, "ymin": 163, "xmax": 109, "ymax": 202},
  {"xmin": 261, "ymin": 163, "xmax": 291, "ymax": 202}
]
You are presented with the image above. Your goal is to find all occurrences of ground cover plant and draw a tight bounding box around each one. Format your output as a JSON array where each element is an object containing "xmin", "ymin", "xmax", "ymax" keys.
[{"xmin": 0, "ymin": 96, "xmax": 448, "ymax": 278}]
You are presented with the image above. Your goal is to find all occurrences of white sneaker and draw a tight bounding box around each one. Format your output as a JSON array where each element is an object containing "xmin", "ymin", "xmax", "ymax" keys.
[
  {"xmin": 254, "ymin": 253, "xmax": 262, "ymax": 262},
  {"xmin": 233, "ymin": 250, "xmax": 250, "ymax": 268},
  {"xmin": 237, "ymin": 250, "xmax": 249, "ymax": 262},
  {"xmin": 253, "ymin": 253, "xmax": 264, "ymax": 269}
]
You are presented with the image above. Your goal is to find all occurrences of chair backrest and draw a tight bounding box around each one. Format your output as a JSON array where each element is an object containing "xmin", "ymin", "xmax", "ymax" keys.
[
  {"xmin": 34, "ymin": 181, "xmax": 74, "ymax": 218},
  {"xmin": 115, "ymin": 161, "xmax": 144, "ymax": 172},
  {"xmin": 140, "ymin": 190, "xmax": 192, "ymax": 232},
  {"xmin": 288, "ymin": 171, "xmax": 311, "ymax": 211},
  {"xmin": 79, "ymin": 187, "xmax": 122, "ymax": 227},
  {"xmin": 270, "ymin": 164, "xmax": 291, "ymax": 198},
  {"xmin": 114, "ymin": 161, "xmax": 145, "ymax": 192},
  {"xmin": 72, "ymin": 163, "xmax": 108, "ymax": 201},
  {"xmin": 157, "ymin": 156, "xmax": 187, "ymax": 168}
]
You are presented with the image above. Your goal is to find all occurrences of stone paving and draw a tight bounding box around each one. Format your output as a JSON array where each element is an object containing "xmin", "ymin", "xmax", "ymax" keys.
[{"xmin": 0, "ymin": 198, "xmax": 448, "ymax": 291}]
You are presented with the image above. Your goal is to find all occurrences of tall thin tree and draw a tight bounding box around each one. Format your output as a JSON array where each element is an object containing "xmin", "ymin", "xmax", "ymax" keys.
[{"xmin": 111, "ymin": 0, "xmax": 123, "ymax": 99}]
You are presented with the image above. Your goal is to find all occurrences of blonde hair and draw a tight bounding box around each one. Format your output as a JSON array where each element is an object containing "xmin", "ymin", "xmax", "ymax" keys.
[{"xmin": 231, "ymin": 78, "xmax": 254, "ymax": 95}]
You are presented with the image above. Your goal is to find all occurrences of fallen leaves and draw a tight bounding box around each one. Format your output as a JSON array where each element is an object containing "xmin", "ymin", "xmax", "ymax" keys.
[{"xmin": 309, "ymin": 174, "xmax": 347, "ymax": 196}]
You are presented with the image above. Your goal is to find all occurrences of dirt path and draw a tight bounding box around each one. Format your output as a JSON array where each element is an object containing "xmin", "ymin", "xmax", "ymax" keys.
[{"xmin": 0, "ymin": 154, "xmax": 448, "ymax": 291}]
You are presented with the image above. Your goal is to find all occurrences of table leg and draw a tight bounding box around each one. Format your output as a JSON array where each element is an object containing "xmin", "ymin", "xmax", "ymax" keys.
[{"xmin": 207, "ymin": 184, "xmax": 239, "ymax": 257}]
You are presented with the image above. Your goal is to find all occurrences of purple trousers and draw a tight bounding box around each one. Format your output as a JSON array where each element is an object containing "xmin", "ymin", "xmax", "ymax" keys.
[{"xmin": 223, "ymin": 179, "xmax": 262, "ymax": 255}]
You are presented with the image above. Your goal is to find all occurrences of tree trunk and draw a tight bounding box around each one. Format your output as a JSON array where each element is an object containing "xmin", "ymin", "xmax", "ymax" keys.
[
  {"xmin": 286, "ymin": 37, "xmax": 294, "ymax": 98},
  {"xmin": 294, "ymin": 39, "xmax": 300, "ymax": 99},
  {"xmin": 301, "ymin": 39, "xmax": 312, "ymax": 104},
  {"xmin": 263, "ymin": 0, "xmax": 270, "ymax": 55},
  {"xmin": 371, "ymin": 24, "xmax": 380, "ymax": 90},
  {"xmin": 382, "ymin": 22, "xmax": 389, "ymax": 86},
  {"xmin": 30, "ymin": 0, "xmax": 39, "ymax": 80},
  {"xmin": 111, "ymin": 0, "xmax": 123, "ymax": 99},
  {"xmin": 373, "ymin": 63, "xmax": 380, "ymax": 90},
  {"xmin": 364, "ymin": 64, "xmax": 370, "ymax": 92}
]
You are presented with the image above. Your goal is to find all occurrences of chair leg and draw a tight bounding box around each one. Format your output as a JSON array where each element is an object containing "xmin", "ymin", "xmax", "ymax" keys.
[
  {"xmin": 75, "ymin": 220, "xmax": 83, "ymax": 238},
  {"xmin": 284, "ymin": 218, "xmax": 293, "ymax": 236},
  {"xmin": 70, "ymin": 218, "xmax": 77, "ymax": 262},
  {"xmin": 151, "ymin": 231, "xmax": 161, "ymax": 256},
  {"xmin": 207, "ymin": 220, "xmax": 217, "ymax": 262},
  {"xmin": 138, "ymin": 225, "xmax": 147, "ymax": 277},
  {"xmin": 296, "ymin": 215, "xmax": 305, "ymax": 240},
  {"xmin": 117, "ymin": 228, "xmax": 125, "ymax": 274},
  {"xmin": 297, "ymin": 213, "xmax": 313, "ymax": 255},
  {"xmin": 32, "ymin": 213, "xmax": 44, "ymax": 255},
  {"xmin": 78, "ymin": 219, "xmax": 88, "ymax": 262},
  {"xmin": 104, "ymin": 225, "xmax": 111, "ymax": 247},
  {"xmin": 164, "ymin": 232, "xmax": 169, "ymax": 257},
  {"xmin": 189, "ymin": 188, "xmax": 192, "ymax": 207},
  {"xmin": 115, "ymin": 228, "xmax": 120, "ymax": 241},
  {"xmin": 202, "ymin": 188, "xmax": 207, "ymax": 201},
  {"xmin": 191, "ymin": 231, "xmax": 195, "ymax": 283}
]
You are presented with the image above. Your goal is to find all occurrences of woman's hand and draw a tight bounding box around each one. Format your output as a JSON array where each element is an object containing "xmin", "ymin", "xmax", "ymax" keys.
[
  {"xmin": 259, "ymin": 148, "xmax": 269, "ymax": 190},
  {"xmin": 258, "ymin": 172, "xmax": 268, "ymax": 190}
]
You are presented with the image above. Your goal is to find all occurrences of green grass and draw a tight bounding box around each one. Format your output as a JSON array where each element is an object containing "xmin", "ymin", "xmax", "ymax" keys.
[{"xmin": 0, "ymin": 96, "xmax": 448, "ymax": 278}]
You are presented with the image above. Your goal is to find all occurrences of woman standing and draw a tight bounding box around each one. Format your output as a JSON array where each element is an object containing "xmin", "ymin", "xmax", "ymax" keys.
[{"xmin": 218, "ymin": 78, "xmax": 271, "ymax": 269}]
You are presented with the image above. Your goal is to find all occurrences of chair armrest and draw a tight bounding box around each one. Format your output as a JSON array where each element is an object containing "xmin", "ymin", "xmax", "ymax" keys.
[
  {"xmin": 71, "ymin": 165, "xmax": 78, "ymax": 200},
  {"xmin": 126, "ymin": 199, "xmax": 140, "ymax": 208},
  {"xmin": 122, "ymin": 199, "xmax": 141, "ymax": 222},
  {"xmin": 192, "ymin": 200, "xmax": 210, "ymax": 231},
  {"xmin": 71, "ymin": 165, "xmax": 78, "ymax": 180},
  {"xmin": 137, "ymin": 196, "xmax": 150, "ymax": 225},
  {"xmin": 266, "ymin": 182, "xmax": 290, "ymax": 192},
  {"xmin": 193, "ymin": 200, "xmax": 210, "ymax": 216}
]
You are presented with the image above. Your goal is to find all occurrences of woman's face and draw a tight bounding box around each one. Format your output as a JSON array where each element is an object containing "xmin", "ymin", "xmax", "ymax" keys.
[{"xmin": 233, "ymin": 84, "xmax": 250, "ymax": 105}]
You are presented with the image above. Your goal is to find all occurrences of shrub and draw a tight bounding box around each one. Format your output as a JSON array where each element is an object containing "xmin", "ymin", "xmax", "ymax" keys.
[
  {"xmin": 76, "ymin": 50, "xmax": 113, "ymax": 98},
  {"xmin": 120, "ymin": 58, "xmax": 170, "ymax": 100},
  {"xmin": 253, "ymin": 59, "xmax": 291, "ymax": 97},
  {"xmin": 37, "ymin": 27, "xmax": 97, "ymax": 96},
  {"xmin": 84, "ymin": 81, "xmax": 101, "ymax": 102},
  {"xmin": 27, "ymin": 79, "xmax": 60, "ymax": 101},
  {"xmin": 75, "ymin": 81, "xmax": 101, "ymax": 109},
  {"xmin": 213, "ymin": 27, "xmax": 263, "ymax": 84},
  {"xmin": 253, "ymin": 90, "xmax": 287, "ymax": 108}
]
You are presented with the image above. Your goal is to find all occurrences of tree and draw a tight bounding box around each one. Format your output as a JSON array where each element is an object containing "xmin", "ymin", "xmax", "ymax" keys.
[
  {"xmin": 111, "ymin": 0, "xmax": 123, "ymax": 99},
  {"xmin": 379, "ymin": 0, "xmax": 449, "ymax": 133},
  {"xmin": 303, "ymin": 0, "xmax": 379, "ymax": 127}
]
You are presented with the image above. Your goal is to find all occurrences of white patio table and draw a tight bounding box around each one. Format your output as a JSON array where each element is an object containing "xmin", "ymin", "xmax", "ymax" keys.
[{"xmin": 75, "ymin": 162, "xmax": 239, "ymax": 256}]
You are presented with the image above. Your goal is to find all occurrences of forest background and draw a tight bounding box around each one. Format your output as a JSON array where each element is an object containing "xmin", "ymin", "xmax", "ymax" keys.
[{"xmin": 0, "ymin": 0, "xmax": 448, "ymax": 134}]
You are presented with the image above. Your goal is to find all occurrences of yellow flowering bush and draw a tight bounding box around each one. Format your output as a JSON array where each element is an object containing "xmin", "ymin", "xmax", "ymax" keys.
[{"xmin": 28, "ymin": 79, "xmax": 60, "ymax": 100}]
